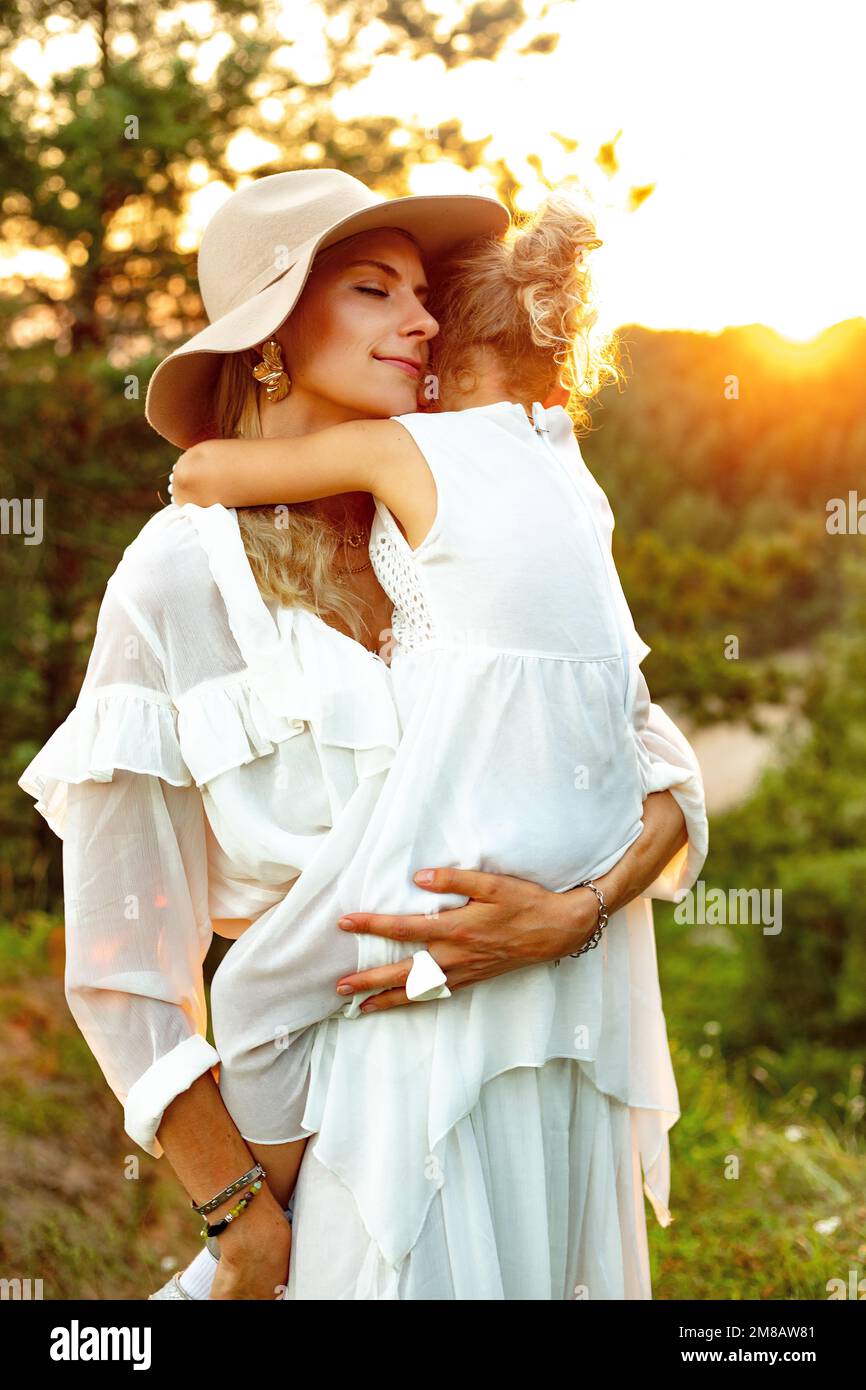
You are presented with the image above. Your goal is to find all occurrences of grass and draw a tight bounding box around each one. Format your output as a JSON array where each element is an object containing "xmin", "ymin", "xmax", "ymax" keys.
[
  {"xmin": 648, "ymin": 903, "xmax": 866, "ymax": 1300},
  {"xmin": 0, "ymin": 913, "xmax": 219, "ymax": 1299},
  {"xmin": 649, "ymin": 1046, "xmax": 866, "ymax": 1299}
]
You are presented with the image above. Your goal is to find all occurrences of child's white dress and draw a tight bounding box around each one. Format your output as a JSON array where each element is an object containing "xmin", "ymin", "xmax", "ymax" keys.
[{"xmin": 209, "ymin": 400, "xmax": 708, "ymax": 1299}]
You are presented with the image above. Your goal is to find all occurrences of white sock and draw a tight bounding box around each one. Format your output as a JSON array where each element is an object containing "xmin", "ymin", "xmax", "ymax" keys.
[
  {"xmin": 176, "ymin": 1243, "xmax": 219, "ymax": 1298},
  {"xmin": 176, "ymin": 1203, "xmax": 294, "ymax": 1299}
]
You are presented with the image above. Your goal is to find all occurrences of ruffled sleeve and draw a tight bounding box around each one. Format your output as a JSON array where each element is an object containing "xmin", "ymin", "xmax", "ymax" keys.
[
  {"xmin": 18, "ymin": 500, "xmax": 398, "ymax": 822},
  {"xmin": 18, "ymin": 568, "xmax": 193, "ymax": 840},
  {"xmin": 17, "ymin": 547, "xmax": 222, "ymax": 1157},
  {"xmin": 61, "ymin": 770, "xmax": 219, "ymax": 1159}
]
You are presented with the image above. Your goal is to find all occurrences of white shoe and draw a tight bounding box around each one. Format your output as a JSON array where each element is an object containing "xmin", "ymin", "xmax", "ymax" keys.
[{"xmin": 148, "ymin": 1271, "xmax": 192, "ymax": 1300}]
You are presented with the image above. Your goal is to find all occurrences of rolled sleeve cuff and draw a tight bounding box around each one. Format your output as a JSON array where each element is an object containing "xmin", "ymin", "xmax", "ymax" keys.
[
  {"xmin": 641, "ymin": 761, "xmax": 709, "ymax": 902},
  {"xmin": 124, "ymin": 1033, "xmax": 221, "ymax": 1159},
  {"xmin": 633, "ymin": 698, "xmax": 709, "ymax": 903}
]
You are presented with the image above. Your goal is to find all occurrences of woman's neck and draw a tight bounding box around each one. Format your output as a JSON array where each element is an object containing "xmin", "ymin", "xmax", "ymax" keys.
[{"xmin": 310, "ymin": 491, "xmax": 376, "ymax": 534}]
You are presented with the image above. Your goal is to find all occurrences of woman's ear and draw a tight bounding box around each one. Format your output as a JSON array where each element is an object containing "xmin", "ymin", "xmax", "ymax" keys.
[{"xmin": 542, "ymin": 384, "xmax": 570, "ymax": 409}]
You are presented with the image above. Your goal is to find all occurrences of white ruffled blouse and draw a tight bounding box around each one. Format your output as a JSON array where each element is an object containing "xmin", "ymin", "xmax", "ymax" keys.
[{"xmin": 18, "ymin": 500, "xmax": 398, "ymax": 1158}]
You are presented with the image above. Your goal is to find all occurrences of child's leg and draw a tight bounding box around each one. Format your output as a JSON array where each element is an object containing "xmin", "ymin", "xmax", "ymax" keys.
[
  {"xmin": 173, "ymin": 840, "xmax": 371, "ymax": 1300},
  {"xmin": 210, "ymin": 871, "xmax": 361, "ymax": 1146}
]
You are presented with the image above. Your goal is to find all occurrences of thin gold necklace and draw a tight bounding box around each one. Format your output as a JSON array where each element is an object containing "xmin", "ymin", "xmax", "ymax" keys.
[
  {"xmin": 333, "ymin": 526, "xmax": 373, "ymax": 577},
  {"xmin": 337, "ymin": 555, "xmax": 373, "ymax": 576}
]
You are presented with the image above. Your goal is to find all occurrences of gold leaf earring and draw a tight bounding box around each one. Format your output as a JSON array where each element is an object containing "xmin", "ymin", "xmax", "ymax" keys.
[{"xmin": 252, "ymin": 339, "xmax": 291, "ymax": 402}]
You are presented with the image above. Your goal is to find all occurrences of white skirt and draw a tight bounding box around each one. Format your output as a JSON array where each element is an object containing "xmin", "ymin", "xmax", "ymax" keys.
[{"xmin": 284, "ymin": 1057, "xmax": 656, "ymax": 1300}]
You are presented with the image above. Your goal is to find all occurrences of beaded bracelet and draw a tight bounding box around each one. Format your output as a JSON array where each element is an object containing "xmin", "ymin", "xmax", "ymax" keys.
[
  {"xmin": 200, "ymin": 1179, "xmax": 263, "ymax": 1239},
  {"xmin": 191, "ymin": 1161, "xmax": 266, "ymax": 1217},
  {"xmin": 553, "ymin": 878, "xmax": 609, "ymax": 966}
]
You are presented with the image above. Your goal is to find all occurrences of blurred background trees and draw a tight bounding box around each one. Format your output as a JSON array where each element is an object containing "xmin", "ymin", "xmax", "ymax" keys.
[
  {"xmin": 0, "ymin": 0, "xmax": 536, "ymax": 908},
  {"xmin": 1, "ymin": 0, "xmax": 864, "ymax": 1299}
]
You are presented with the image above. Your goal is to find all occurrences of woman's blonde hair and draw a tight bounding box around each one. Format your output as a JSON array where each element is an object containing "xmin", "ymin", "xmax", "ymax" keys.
[
  {"xmin": 211, "ymin": 349, "xmax": 370, "ymax": 641},
  {"xmin": 424, "ymin": 187, "xmax": 623, "ymax": 434}
]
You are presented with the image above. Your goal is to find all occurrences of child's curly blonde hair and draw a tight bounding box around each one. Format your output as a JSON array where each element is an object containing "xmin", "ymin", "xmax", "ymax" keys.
[{"xmin": 424, "ymin": 187, "xmax": 623, "ymax": 433}]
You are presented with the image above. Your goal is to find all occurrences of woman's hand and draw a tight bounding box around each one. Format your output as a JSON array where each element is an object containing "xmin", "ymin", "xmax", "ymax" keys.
[
  {"xmin": 209, "ymin": 1204, "xmax": 292, "ymax": 1300},
  {"xmin": 334, "ymin": 869, "xmax": 599, "ymax": 1013},
  {"xmin": 333, "ymin": 790, "xmax": 689, "ymax": 1012}
]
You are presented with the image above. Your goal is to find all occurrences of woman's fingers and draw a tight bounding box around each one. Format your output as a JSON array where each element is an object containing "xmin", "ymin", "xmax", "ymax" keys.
[
  {"xmin": 357, "ymin": 985, "xmax": 441, "ymax": 1013},
  {"xmin": 355, "ymin": 972, "xmax": 469, "ymax": 1013},
  {"xmin": 336, "ymin": 870, "xmax": 520, "ymax": 944},
  {"xmin": 336, "ymin": 957, "xmax": 414, "ymax": 995},
  {"xmin": 337, "ymin": 910, "xmax": 449, "ymax": 941},
  {"xmin": 336, "ymin": 944, "xmax": 465, "ymax": 998},
  {"xmin": 334, "ymin": 870, "xmax": 552, "ymax": 1003},
  {"xmin": 412, "ymin": 866, "xmax": 521, "ymax": 902},
  {"xmin": 357, "ymin": 986, "xmax": 411, "ymax": 1012}
]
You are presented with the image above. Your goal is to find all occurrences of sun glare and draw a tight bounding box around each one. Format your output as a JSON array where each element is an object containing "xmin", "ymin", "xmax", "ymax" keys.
[{"xmin": 10, "ymin": 0, "xmax": 864, "ymax": 340}]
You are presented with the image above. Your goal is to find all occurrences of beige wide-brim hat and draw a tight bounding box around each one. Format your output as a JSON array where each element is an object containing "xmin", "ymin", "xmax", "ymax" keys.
[{"xmin": 144, "ymin": 168, "xmax": 511, "ymax": 448}]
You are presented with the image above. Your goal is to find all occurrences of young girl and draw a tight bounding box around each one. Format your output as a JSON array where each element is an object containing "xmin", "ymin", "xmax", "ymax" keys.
[{"xmin": 168, "ymin": 192, "xmax": 707, "ymax": 1299}]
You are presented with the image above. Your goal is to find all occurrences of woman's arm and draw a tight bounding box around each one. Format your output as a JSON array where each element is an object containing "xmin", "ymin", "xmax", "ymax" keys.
[
  {"xmin": 20, "ymin": 556, "xmax": 294, "ymax": 1297},
  {"xmin": 573, "ymin": 786, "xmax": 688, "ymax": 917},
  {"xmin": 630, "ymin": 672, "xmax": 709, "ymax": 898},
  {"xmin": 157, "ymin": 1071, "xmax": 295, "ymax": 1299},
  {"xmin": 61, "ymin": 772, "xmax": 291, "ymax": 1296},
  {"xmin": 211, "ymin": 917, "xmax": 252, "ymax": 940},
  {"xmin": 61, "ymin": 773, "xmax": 222, "ymax": 1159},
  {"xmin": 333, "ymin": 787, "xmax": 688, "ymax": 1010}
]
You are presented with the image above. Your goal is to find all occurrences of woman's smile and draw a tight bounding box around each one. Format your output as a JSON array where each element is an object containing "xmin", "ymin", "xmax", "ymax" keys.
[{"xmin": 373, "ymin": 355, "xmax": 422, "ymax": 379}]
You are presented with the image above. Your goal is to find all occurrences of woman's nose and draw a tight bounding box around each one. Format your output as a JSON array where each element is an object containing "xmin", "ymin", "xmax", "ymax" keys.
[{"xmin": 404, "ymin": 305, "xmax": 439, "ymax": 342}]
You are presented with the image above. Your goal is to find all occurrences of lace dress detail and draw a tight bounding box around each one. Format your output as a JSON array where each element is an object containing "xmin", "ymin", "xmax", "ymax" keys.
[{"xmin": 370, "ymin": 515, "xmax": 437, "ymax": 652}]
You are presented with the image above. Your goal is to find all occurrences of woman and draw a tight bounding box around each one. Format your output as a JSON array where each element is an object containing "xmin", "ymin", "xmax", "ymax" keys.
[{"xmin": 19, "ymin": 169, "xmax": 706, "ymax": 1300}]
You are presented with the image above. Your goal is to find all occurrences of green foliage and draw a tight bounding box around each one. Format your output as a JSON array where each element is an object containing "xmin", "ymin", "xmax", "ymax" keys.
[
  {"xmin": 701, "ymin": 554, "xmax": 866, "ymax": 1048},
  {"xmin": 0, "ymin": 912, "xmax": 61, "ymax": 982},
  {"xmin": 580, "ymin": 321, "xmax": 866, "ymax": 719}
]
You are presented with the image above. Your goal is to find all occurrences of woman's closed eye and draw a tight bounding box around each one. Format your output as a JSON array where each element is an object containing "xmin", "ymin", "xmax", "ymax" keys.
[{"xmin": 356, "ymin": 285, "xmax": 389, "ymax": 297}]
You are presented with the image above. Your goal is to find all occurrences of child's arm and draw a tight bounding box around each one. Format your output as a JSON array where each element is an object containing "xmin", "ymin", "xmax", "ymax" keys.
[{"xmin": 170, "ymin": 419, "xmax": 437, "ymax": 549}]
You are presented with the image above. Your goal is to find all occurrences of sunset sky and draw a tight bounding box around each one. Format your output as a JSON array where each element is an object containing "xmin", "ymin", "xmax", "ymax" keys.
[{"xmin": 8, "ymin": 0, "xmax": 865, "ymax": 341}]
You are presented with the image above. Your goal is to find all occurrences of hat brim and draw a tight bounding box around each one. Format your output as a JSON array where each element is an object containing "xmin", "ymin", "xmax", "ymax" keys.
[{"xmin": 145, "ymin": 191, "xmax": 510, "ymax": 448}]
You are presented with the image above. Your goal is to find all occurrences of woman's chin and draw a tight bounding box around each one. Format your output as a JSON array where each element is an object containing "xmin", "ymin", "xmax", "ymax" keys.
[{"xmin": 366, "ymin": 382, "xmax": 425, "ymax": 416}]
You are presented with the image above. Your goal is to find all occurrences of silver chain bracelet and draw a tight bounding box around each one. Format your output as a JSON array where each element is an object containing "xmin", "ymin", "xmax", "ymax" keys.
[
  {"xmin": 191, "ymin": 1161, "xmax": 266, "ymax": 1217},
  {"xmin": 553, "ymin": 878, "xmax": 609, "ymax": 966}
]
